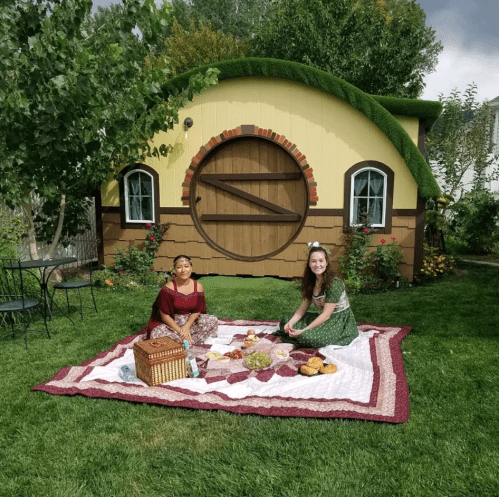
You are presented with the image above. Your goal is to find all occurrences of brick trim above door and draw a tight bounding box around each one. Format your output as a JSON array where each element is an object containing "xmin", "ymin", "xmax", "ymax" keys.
[{"xmin": 181, "ymin": 125, "xmax": 318, "ymax": 207}]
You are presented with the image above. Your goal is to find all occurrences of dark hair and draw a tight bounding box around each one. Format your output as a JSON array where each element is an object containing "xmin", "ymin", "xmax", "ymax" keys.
[
  {"xmin": 301, "ymin": 247, "xmax": 334, "ymax": 301},
  {"xmin": 173, "ymin": 255, "xmax": 192, "ymax": 267}
]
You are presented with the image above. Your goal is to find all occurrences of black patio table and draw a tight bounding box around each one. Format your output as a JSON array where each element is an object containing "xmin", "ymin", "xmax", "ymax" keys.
[{"xmin": 3, "ymin": 257, "xmax": 77, "ymax": 329}]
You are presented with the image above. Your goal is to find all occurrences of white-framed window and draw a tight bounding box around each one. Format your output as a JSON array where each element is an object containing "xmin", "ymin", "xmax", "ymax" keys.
[
  {"xmin": 350, "ymin": 168, "xmax": 387, "ymax": 227},
  {"xmin": 124, "ymin": 170, "xmax": 154, "ymax": 223}
]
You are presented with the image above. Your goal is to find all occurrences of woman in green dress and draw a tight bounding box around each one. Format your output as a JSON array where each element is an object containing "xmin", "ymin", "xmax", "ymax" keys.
[{"xmin": 277, "ymin": 242, "xmax": 359, "ymax": 348}]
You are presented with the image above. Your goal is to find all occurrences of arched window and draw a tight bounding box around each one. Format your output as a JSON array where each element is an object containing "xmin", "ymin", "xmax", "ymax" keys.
[
  {"xmin": 350, "ymin": 168, "xmax": 387, "ymax": 227},
  {"xmin": 119, "ymin": 163, "xmax": 160, "ymax": 228},
  {"xmin": 124, "ymin": 170, "xmax": 154, "ymax": 222},
  {"xmin": 344, "ymin": 161, "xmax": 394, "ymax": 233}
]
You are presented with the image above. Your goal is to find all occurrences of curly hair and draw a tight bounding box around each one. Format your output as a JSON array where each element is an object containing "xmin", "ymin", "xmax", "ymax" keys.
[{"xmin": 301, "ymin": 247, "xmax": 335, "ymax": 301}]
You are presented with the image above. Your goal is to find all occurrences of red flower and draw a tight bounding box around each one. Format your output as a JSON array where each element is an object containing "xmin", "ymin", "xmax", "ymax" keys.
[
  {"xmin": 363, "ymin": 228, "xmax": 370, "ymax": 233},
  {"xmin": 146, "ymin": 222, "xmax": 152, "ymax": 228},
  {"xmin": 120, "ymin": 270, "xmax": 125, "ymax": 274},
  {"xmin": 391, "ymin": 236, "xmax": 396, "ymax": 241},
  {"xmin": 149, "ymin": 236, "xmax": 155, "ymax": 241},
  {"xmin": 380, "ymin": 239, "xmax": 386, "ymax": 244}
]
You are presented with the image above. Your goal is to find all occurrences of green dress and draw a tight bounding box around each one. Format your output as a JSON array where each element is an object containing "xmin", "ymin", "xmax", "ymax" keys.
[{"xmin": 276, "ymin": 277, "xmax": 359, "ymax": 348}]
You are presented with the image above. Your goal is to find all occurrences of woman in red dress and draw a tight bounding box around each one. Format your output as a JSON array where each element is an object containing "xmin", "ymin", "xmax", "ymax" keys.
[{"xmin": 145, "ymin": 255, "xmax": 218, "ymax": 344}]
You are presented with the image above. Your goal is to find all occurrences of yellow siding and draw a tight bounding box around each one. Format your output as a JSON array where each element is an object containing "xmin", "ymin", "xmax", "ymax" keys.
[
  {"xmin": 394, "ymin": 116, "xmax": 420, "ymax": 146},
  {"xmin": 102, "ymin": 77, "xmax": 420, "ymax": 209},
  {"xmin": 101, "ymin": 171, "xmax": 120, "ymax": 207}
]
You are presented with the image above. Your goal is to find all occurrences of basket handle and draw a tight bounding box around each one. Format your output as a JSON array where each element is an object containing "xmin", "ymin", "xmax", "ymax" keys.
[{"xmin": 150, "ymin": 340, "xmax": 163, "ymax": 348}]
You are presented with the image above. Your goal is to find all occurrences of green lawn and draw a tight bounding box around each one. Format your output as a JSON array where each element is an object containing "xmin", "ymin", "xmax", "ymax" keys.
[{"xmin": 1, "ymin": 263, "xmax": 498, "ymax": 497}]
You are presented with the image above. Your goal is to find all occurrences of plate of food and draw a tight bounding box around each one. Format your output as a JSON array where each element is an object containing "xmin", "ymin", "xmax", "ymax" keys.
[{"xmin": 243, "ymin": 351, "xmax": 272, "ymax": 370}]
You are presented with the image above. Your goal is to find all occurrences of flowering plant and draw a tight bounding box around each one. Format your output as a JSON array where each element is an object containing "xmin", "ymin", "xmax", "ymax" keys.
[
  {"xmin": 421, "ymin": 244, "xmax": 455, "ymax": 278},
  {"xmin": 339, "ymin": 213, "xmax": 404, "ymax": 293},
  {"xmin": 372, "ymin": 237, "xmax": 404, "ymax": 282},
  {"xmin": 144, "ymin": 222, "xmax": 170, "ymax": 257},
  {"xmin": 114, "ymin": 242, "xmax": 155, "ymax": 275},
  {"xmin": 94, "ymin": 266, "xmax": 165, "ymax": 290}
]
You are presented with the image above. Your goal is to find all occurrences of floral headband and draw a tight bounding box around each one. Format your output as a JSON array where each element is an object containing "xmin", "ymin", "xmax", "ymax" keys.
[
  {"xmin": 169, "ymin": 257, "xmax": 193, "ymax": 274},
  {"xmin": 174, "ymin": 257, "xmax": 192, "ymax": 267},
  {"xmin": 307, "ymin": 241, "xmax": 331, "ymax": 256}
]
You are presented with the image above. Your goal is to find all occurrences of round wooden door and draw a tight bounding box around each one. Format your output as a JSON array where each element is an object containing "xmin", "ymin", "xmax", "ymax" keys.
[{"xmin": 190, "ymin": 137, "xmax": 309, "ymax": 261}]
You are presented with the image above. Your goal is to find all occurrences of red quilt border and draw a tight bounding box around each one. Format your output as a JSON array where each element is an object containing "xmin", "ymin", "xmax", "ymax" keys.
[{"xmin": 32, "ymin": 321, "xmax": 411, "ymax": 423}]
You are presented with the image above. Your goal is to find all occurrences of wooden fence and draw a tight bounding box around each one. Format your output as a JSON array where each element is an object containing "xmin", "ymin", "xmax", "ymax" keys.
[{"xmin": 2, "ymin": 197, "xmax": 98, "ymax": 266}]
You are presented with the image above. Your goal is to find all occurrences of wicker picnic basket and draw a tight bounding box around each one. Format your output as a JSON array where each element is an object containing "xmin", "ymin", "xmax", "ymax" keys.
[{"xmin": 133, "ymin": 337, "xmax": 187, "ymax": 386}]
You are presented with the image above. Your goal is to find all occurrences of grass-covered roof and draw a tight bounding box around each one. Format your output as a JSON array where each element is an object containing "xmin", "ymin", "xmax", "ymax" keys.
[{"xmin": 163, "ymin": 58, "xmax": 441, "ymax": 199}]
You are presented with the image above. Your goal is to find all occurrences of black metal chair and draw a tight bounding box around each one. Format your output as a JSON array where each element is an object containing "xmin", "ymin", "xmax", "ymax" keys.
[
  {"xmin": 50, "ymin": 261, "xmax": 98, "ymax": 320},
  {"xmin": 0, "ymin": 258, "xmax": 50, "ymax": 348}
]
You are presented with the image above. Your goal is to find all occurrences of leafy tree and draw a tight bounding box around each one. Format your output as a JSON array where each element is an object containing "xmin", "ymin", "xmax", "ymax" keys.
[
  {"xmin": 0, "ymin": 0, "xmax": 218, "ymax": 260},
  {"xmin": 171, "ymin": 0, "xmax": 271, "ymax": 39},
  {"xmin": 89, "ymin": 2, "xmax": 170, "ymax": 57},
  {"xmin": 424, "ymin": 84, "xmax": 499, "ymax": 252},
  {"xmin": 251, "ymin": 0, "xmax": 442, "ymax": 98},
  {"xmin": 160, "ymin": 18, "xmax": 249, "ymax": 76},
  {"xmin": 426, "ymin": 84, "xmax": 499, "ymax": 201}
]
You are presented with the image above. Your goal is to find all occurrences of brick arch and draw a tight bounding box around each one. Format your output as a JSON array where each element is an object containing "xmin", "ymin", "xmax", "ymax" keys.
[{"xmin": 181, "ymin": 125, "xmax": 318, "ymax": 206}]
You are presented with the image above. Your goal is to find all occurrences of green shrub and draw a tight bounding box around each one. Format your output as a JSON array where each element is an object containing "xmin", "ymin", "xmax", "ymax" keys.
[
  {"xmin": 338, "ymin": 226, "xmax": 372, "ymax": 283},
  {"xmin": 372, "ymin": 237, "xmax": 404, "ymax": 281},
  {"xmin": 339, "ymin": 216, "xmax": 405, "ymax": 293},
  {"xmin": 139, "ymin": 270, "xmax": 167, "ymax": 287},
  {"xmin": 97, "ymin": 237, "xmax": 169, "ymax": 291},
  {"xmin": 445, "ymin": 234, "xmax": 470, "ymax": 255},
  {"xmin": 0, "ymin": 209, "xmax": 27, "ymax": 259},
  {"xmin": 447, "ymin": 190, "xmax": 499, "ymax": 254},
  {"xmin": 0, "ymin": 211, "xmax": 41, "ymax": 307},
  {"xmin": 114, "ymin": 242, "xmax": 155, "ymax": 275},
  {"xmin": 93, "ymin": 267, "xmax": 165, "ymax": 291}
]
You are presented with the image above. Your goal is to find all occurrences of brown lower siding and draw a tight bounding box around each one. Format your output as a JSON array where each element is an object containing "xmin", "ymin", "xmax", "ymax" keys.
[{"xmin": 101, "ymin": 210, "xmax": 417, "ymax": 281}]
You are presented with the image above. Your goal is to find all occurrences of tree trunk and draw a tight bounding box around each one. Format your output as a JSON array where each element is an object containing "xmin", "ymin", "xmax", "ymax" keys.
[
  {"xmin": 46, "ymin": 194, "xmax": 66, "ymax": 260},
  {"xmin": 20, "ymin": 197, "xmax": 39, "ymax": 260}
]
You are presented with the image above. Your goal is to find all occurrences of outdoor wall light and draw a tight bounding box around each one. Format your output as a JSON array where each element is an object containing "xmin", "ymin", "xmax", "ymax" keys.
[{"xmin": 184, "ymin": 117, "xmax": 194, "ymax": 138}]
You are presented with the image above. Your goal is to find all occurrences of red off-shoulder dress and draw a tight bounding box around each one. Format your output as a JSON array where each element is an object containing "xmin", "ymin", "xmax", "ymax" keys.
[{"xmin": 145, "ymin": 280, "xmax": 218, "ymax": 342}]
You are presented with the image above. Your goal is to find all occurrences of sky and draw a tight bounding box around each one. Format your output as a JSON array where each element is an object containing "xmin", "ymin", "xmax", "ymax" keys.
[
  {"xmin": 91, "ymin": 0, "xmax": 499, "ymax": 103},
  {"xmin": 416, "ymin": 0, "xmax": 499, "ymax": 103}
]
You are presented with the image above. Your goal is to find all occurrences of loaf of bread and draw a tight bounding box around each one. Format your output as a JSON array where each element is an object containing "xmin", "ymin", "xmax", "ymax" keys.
[
  {"xmin": 300, "ymin": 365, "xmax": 319, "ymax": 376},
  {"xmin": 319, "ymin": 364, "xmax": 337, "ymax": 374},
  {"xmin": 307, "ymin": 357, "xmax": 323, "ymax": 370}
]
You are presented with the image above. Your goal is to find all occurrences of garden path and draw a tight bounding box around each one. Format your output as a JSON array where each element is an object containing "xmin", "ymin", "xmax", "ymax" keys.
[{"xmin": 462, "ymin": 259, "xmax": 499, "ymax": 267}]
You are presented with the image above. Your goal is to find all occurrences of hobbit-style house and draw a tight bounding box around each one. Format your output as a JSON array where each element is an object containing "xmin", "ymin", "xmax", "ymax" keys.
[{"xmin": 97, "ymin": 58, "xmax": 442, "ymax": 281}]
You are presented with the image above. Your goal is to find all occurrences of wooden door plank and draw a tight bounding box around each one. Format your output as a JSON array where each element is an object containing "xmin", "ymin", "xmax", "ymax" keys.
[
  {"xmin": 201, "ymin": 173, "xmax": 302, "ymax": 181},
  {"xmin": 232, "ymin": 140, "xmax": 245, "ymax": 256},
  {"xmin": 267, "ymin": 142, "xmax": 279, "ymax": 253},
  {"xmin": 250, "ymin": 137, "xmax": 260, "ymax": 257},
  {"xmin": 201, "ymin": 214, "xmax": 300, "ymax": 222},
  {"xmin": 277, "ymin": 146, "xmax": 288, "ymax": 251},
  {"xmin": 201, "ymin": 178, "xmax": 298, "ymax": 215},
  {"xmin": 220, "ymin": 143, "xmax": 232, "ymax": 253},
  {"xmin": 236, "ymin": 138, "xmax": 251, "ymax": 256},
  {"xmin": 259, "ymin": 140, "xmax": 270, "ymax": 257}
]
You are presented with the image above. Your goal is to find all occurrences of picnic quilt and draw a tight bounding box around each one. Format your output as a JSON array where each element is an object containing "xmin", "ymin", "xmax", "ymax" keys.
[{"xmin": 32, "ymin": 320, "xmax": 411, "ymax": 423}]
